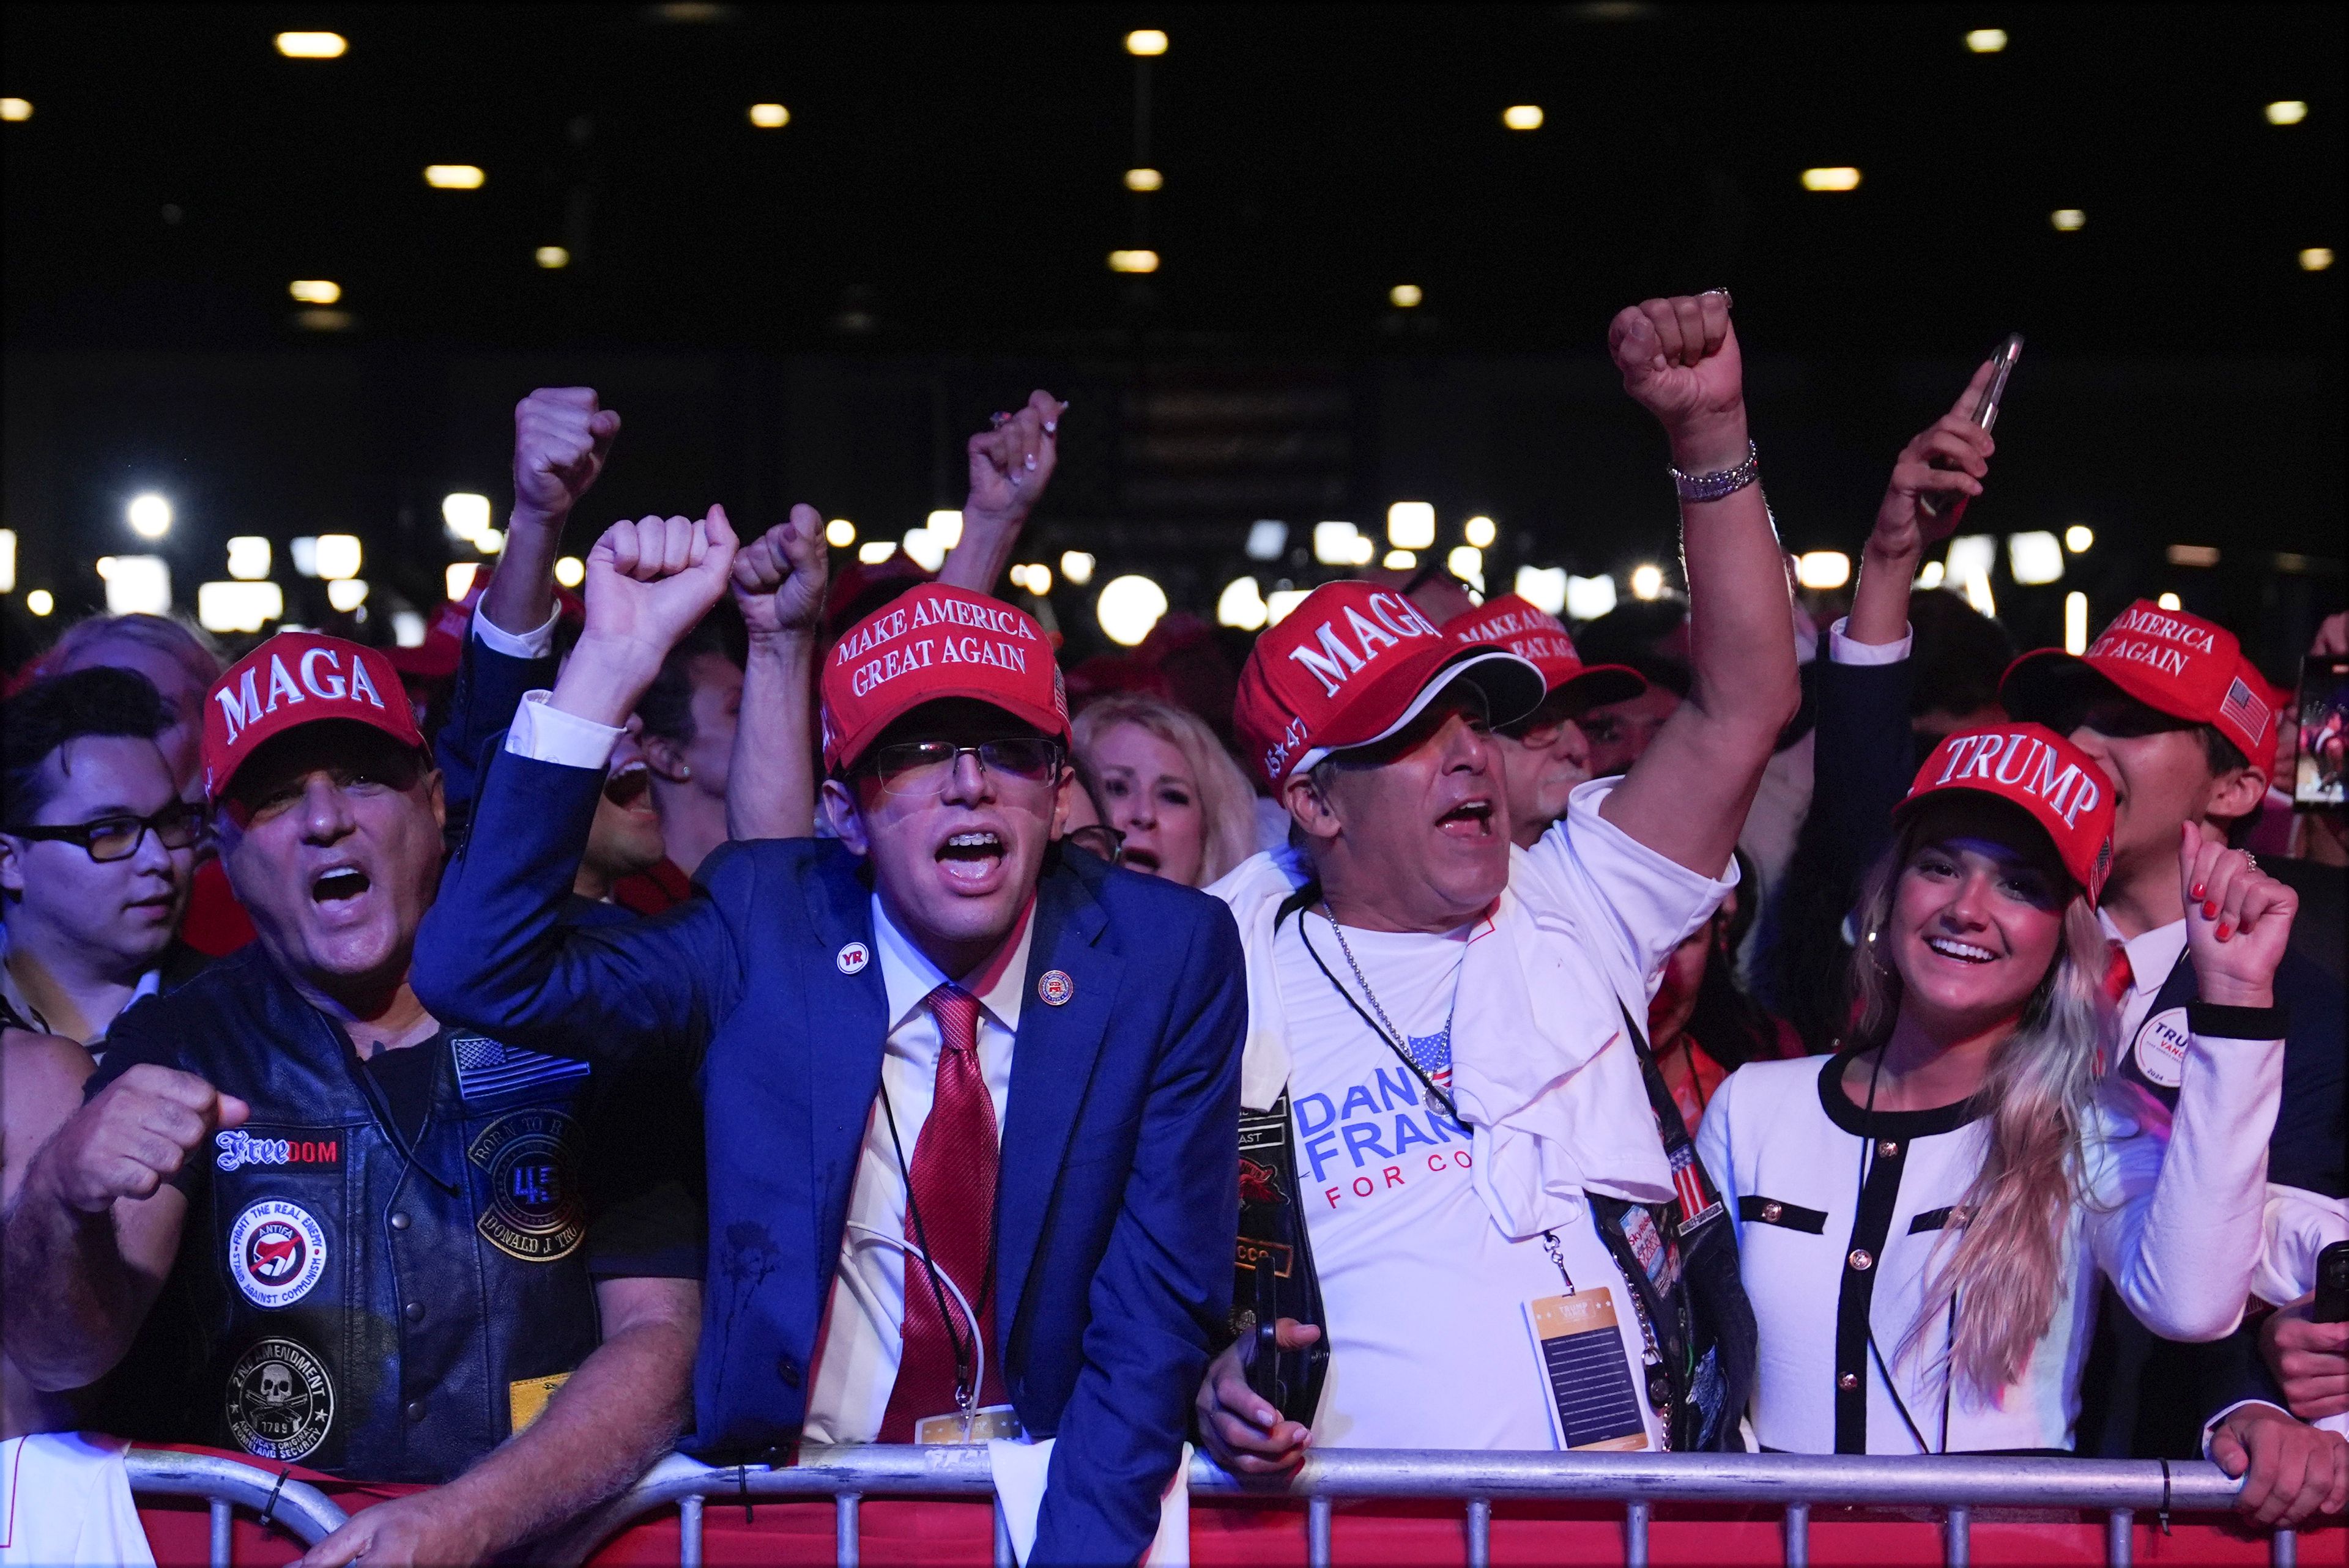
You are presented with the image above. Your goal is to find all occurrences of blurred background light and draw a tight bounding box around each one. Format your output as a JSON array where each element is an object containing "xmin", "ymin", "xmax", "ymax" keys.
[
  {"xmin": 2158, "ymin": 591, "xmax": 2183, "ymax": 610},
  {"xmin": 1382, "ymin": 549, "xmax": 1417, "ymax": 570},
  {"xmin": 1794, "ymin": 551, "xmax": 1850, "ymax": 590},
  {"xmin": 1502, "ymin": 105, "xmax": 1543, "ymax": 130},
  {"xmin": 1312, "ymin": 520, "xmax": 1362, "ymax": 565},
  {"xmin": 2065, "ymin": 591, "xmax": 2089, "ymax": 654},
  {"xmin": 289, "ymin": 279, "xmax": 341, "ymax": 303},
  {"xmin": 1387, "ymin": 500, "xmax": 1436, "ymax": 549},
  {"xmin": 1446, "ymin": 545, "xmax": 1484, "ymax": 589},
  {"xmin": 535, "ymin": 246, "xmax": 570, "ymax": 269},
  {"xmin": 295, "ymin": 309, "xmax": 352, "ymax": 332},
  {"xmin": 1564, "ymin": 573, "xmax": 1616, "ymax": 621},
  {"xmin": 226, "ymin": 536, "xmax": 272, "ymax": 579},
  {"xmin": 424, "ymin": 165, "xmax": 485, "ymax": 189},
  {"xmin": 127, "ymin": 493, "xmax": 173, "ymax": 539},
  {"xmin": 900, "ymin": 527, "xmax": 945, "ymax": 571},
  {"xmin": 1915, "ymin": 560, "xmax": 1948, "ymax": 588},
  {"xmin": 1245, "ymin": 520, "xmax": 1289, "ymax": 560},
  {"xmin": 25, "ymin": 589, "xmax": 53, "ymax": 616},
  {"xmin": 1463, "ymin": 516, "xmax": 1497, "ymax": 548},
  {"xmin": 554, "ymin": 555, "xmax": 585, "ymax": 587},
  {"xmin": 1124, "ymin": 167, "xmax": 1163, "ymax": 191},
  {"xmin": 393, "ymin": 610, "xmax": 427, "ymax": 646},
  {"xmin": 2051, "ymin": 209, "xmax": 2087, "ymax": 231},
  {"xmin": 2065, "ymin": 523, "xmax": 2095, "ymax": 552},
  {"xmin": 199, "ymin": 580, "xmax": 283, "ymax": 632},
  {"xmin": 291, "ymin": 537, "xmax": 319, "ymax": 576},
  {"xmin": 1, "ymin": 99, "xmax": 32, "ymax": 122},
  {"xmin": 442, "ymin": 492, "xmax": 491, "ymax": 542},
  {"xmin": 1108, "ymin": 250, "xmax": 1160, "ymax": 273},
  {"xmin": 445, "ymin": 562, "xmax": 478, "ymax": 599},
  {"xmin": 1059, "ymin": 550, "xmax": 1096, "ymax": 586},
  {"xmin": 858, "ymin": 540, "xmax": 897, "ymax": 564},
  {"xmin": 825, "ymin": 517, "xmax": 856, "ymax": 547},
  {"xmin": 0, "ymin": 529, "xmax": 13, "ymax": 593},
  {"xmin": 2008, "ymin": 530, "xmax": 2065, "ymax": 584},
  {"xmin": 1096, "ymin": 574, "xmax": 1168, "ymax": 645},
  {"xmin": 2266, "ymin": 100, "xmax": 2307, "ymax": 125},
  {"xmin": 2167, "ymin": 543, "xmax": 2220, "ymax": 566},
  {"xmin": 1802, "ymin": 166, "xmax": 1863, "ymax": 191},
  {"xmin": 98, "ymin": 554, "xmax": 171, "ymax": 615},
  {"xmin": 1630, "ymin": 563, "xmax": 1668, "ymax": 599},
  {"xmin": 326, "ymin": 578, "xmax": 369, "ymax": 612},
  {"xmin": 1965, "ymin": 28, "xmax": 2008, "ymax": 53},
  {"xmin": 1217, "ymin": 576, "xmax": 1269, "ymax": 631},
  {"xmin": 1945, "ymin": 533, "xmax": 1997, "ymax": 586},
  {"xmin": 274, "ymin": 31, "xmax": 346, "ymax": 58},
  {"xmin": 1389, "ymin": 284, "xmax": 1423, "ymax": 308},
  {"xmin": 2302, "ymin": 248, "xmax": 2334, "ymax": 272},
  {"xmin": 926, "ymin": 509, "xmax": 964, "ymax": 548},
  {"xmin": 1125, "ymin": 29, "xmax": 1168, "ymax": 56},
  {"xmin": 314, "ymin": 533, "xmax": 362, "ymax": 579},
  {"xmin": 1514, "ymin": 565, "xmax": 1567, "ymax": 615},
  {"xmin": 1266, "ymin": 588, "xmax": 1309, "ymax": 626},
  {"xmin": 748, "ymin": 103, "xmax": 790, "ymax": 128}
]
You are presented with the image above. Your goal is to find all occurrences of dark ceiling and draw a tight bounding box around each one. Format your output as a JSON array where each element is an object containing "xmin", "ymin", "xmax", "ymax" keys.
[{"xmin": 6, "ymin": 3, "xmax": 2341, "ymax": 358}]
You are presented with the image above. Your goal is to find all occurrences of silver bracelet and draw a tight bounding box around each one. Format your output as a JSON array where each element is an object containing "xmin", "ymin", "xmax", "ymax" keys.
[{"xmin": 1668, "ymin": 440, "xmax": 1759, "ymax": 503}]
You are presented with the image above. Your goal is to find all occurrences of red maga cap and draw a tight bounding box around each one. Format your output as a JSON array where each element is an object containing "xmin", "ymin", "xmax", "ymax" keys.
[
  {"xmin": 1895, "ymin": 723, "xmax": 2116, "ymax": 901},
  {"xmin": 1441, "ymin": 594, "xmax": 1646, "ymax": 715},
  {"xmin": 1233, "ymin": 581, "xmax": 1545, "ymax": 790},
  {"xmin": 820, "ymin": 583, "xmax": 1069, "ymax": 772},
  {"xmin": 2000, "ymin": 600, "xmax": 2282, "ymax": 778},
  {"xmin": 202, "ymin": 632, "xmax": 426, "ymax": 801}
]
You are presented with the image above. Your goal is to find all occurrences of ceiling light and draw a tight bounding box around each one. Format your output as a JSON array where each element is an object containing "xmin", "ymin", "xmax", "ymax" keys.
[
  {"xmin": 1312, "ymin": 521, "xmax": 1361, "ymax": 566},
  {"xmin": 2065, "ymin": 524, "xmax": 2094, "ymax": 553},
  {"xmin": 1125, "ymin": 29, "xmax": 1168, "ymax": 56},
  {"xmin": 536, "ymin": 246, "xmax": 570, "ymax": 270},
  {"xmin": 1915, "ymin": 560, "xmax": 1946, "ymax": 589},
  {"xmin": 445, "ymin": 562, "xmax": 478, "ymax": 601},
  {"xmin": 314, "ymin": 534, "xmax": 362, "ymax": 580},
  {"xmin": 1514, "ymin": 566, "xmax": 1568, "ymax": 616},
  {"xmin": 1014, "ymin": 562, "xmax": 1053, "ymax": 595},
  {"xmin": 1801, "ymin": 167, "xmax": 1862, "ymax": 192},
  {"xmin": 2064, "ymin": 592, "xmax": 2088, "ymax": 655},
  {"xmin": 1266, "ymin": 588, "xmax": 1309, "ymax": 626},
  {"xmin": 2303, "ymin": 248, "xmax": 2335, "ymax": 272},
  {"xmin": 554, "ymin": 555, "xmax": 585, "ymax": 588},
  {"xmin": 98, "ymin": 554, "xmax": 171, "ymax": 615},
  {"xmin": 1959, "ymin": 564, "xmax": 1997, "ymax": 618},
  {"xmin": 826, "ymin": 518, "xmax": 856, "ymax": 547},
  {"xmin": 1463, "ymin": 515, "xmax": 1497, "ymax": 548},
  {"xmin": 2008, "ymin": 531, "xmax": 2064, "ymax": 585},
  {"xmin": 2050, "ymin": 209, "xmax": 2085, "ymax": 232},
  {"xmin": 1566, "ymin": 574, "xmax": 1617, "ymax": 621},
  {"xmin": 198, "ymin": 581, "xmax": 283, "ymax": 634},
  {"xmin": 2157, "ymin": 592, "xmax": 2183, "ymax": 610},
  {"xmin": 748, "ymin": 103, "xmax": 790, "ymax": 128},
  {"xmin": 1383, "ymin": 549, "xmax": 1418, "ymax": 570},
  {"xmin": 226, "ymin": 536, "xmax": 272, "ymax": 580},
  {"xmin": 1389, "ymin": 284, "xmax": 1423, "ymax": 308},
  {"xmin": 1964, "ymin": 28, "xmax": 2007, "ymax": 53},
  {"xmin": 0, "ymin": 529, "xmax": 13, "ymax": 593},
  {"xmin": 1447, "ymin": 545, "xmax": 1484, "ymax": 590},
  {"xmin": 1124, "ymin": 167, "xmax": 1163, "ymax": 192},
  {"xmin": 901, "ymin": 528, "xmax": 945, "ymax": 572},
  {"xmin": 393, "ymin": 610, "xmax": 426, "ymax": 646},
  {"xmin": 443, "ymin": 494, "xmax": 492, "ymax": 542},
  {"xmin": 26, "ymin": 589, "xmax": 54, "ymax": 616},
  {"xmin": 1, "ymin": 99, "xmax": 32, "ymax": 122},
  {"xmin": 1217, "ymin": 577, "xmax": 1269, "ymax": 631},
  {"xmin": 2266, "ymin": 100, "xmax": 2307, "ymax": 125},
  {"xmin": 2166, "ymin": 544, "xmax": 2219, "ymax": 568},
  {"xmin": 1387, "ymin": 501, "xmax": 1436, "ymax": 550},
  {"xmin": 1348, "ymin": 536, "xmax": 1375, "ymax": 566},
  {"xmin": 1096, "ymin": 574, "xmax": 1168, "ymax": 646},
  {"xmin": 424, "ymin": 165, "xmax": 485, "ymax": 190},
  {"xmin": 1060, "ymin": 550, "xmax": 1096, "ymax": 586},
  {"xmin": 1108, "ymin": 250, "xmax": 1160, "ymax": 273},
  {"xmin": 291, "ymin": 538, "xmax": 319, "ymax": 576},
  {"xmin": 1793, "ymin": 552, "xmax": 1850, "ymax": 590},
  {"xmin": 296, "ymin": 309, "xmax": 351, "ymax": 332},
  {"xmin": 275, "ymin": 32, "xmax": 347, "ymax": 58},
  {"xmin": 1630, "ymin": 563, "xmax": 1668, "ymax": 599},
  {"xmin": 926, "ymin": 509, "xmax": 964, "ymax": 549},
  {"xmin": 127, "ymin": 493, "xmax": 173, "ymax": 539},
  {"xmin": 1245, "ymin": 520, "xmax": 1290, "ymax": 561},
  {"xmin": 475, "ymin": 527, "xmax": 504, "ymax": 555},
  {"xmin": 858, "ymin": 541, "xmax": 898, "ymax": 564},
  {"xmin": 289, "ymin": 279, "xmax": 341, "ymax": 305},
  {"xmin": 1945, "ymin": 534, "xmax": 1997, "ymax": 588},
  {"xmin": 327, "ymin": 578, "xmax": 369, "ymax": 612},
  {"xmin": 1502, "ymin": 105, "xmax": 1544, "ymax": 131}
]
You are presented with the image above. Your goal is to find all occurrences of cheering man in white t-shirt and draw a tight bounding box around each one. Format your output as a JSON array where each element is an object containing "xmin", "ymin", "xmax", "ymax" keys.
[{"xmin": 1199, "ymin": 290, "xmax": 1799, "ymax": 1465}]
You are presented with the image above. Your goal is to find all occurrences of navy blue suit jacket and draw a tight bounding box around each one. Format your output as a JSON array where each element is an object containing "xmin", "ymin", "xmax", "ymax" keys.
[{"xmin": 414, "ymin": 748, "xmax": 1245, "ymax": 1565}]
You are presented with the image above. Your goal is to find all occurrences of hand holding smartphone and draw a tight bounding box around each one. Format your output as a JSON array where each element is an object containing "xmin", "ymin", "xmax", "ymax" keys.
[{"xmin": 1918, "ymin": 333, "xmax": 2024, "ymax": 527}]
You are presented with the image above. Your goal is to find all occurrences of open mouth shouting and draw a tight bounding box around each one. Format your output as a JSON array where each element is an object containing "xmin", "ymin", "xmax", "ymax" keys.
[
  {"xmin": 310, "ymin": 862, "xmax": 375, "ymax": 921},
  {"xmin": 936, "ymin": 827, "xmax": 1008, "ymax": 893},
  {"xmin": 1436, "ymin": 797, "xmax": 1497, "ymax": 840},
  {"xmin": 604, "ymin": 760, "xmax": 657, "ymax": 816}
]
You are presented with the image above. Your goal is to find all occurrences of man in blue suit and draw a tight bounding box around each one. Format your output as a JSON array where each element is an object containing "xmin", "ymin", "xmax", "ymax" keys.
[{"xmin": 414, "ymin": 506, "xmax": 1244, "ymax": 1565}]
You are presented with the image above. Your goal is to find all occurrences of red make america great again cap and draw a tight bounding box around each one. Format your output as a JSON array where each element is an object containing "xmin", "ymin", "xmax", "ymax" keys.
[
  {"xmin": 1896, "ymin": 722, "xmax": 2117, "ymax": 901},
  {"xmin": 1440, "ymin": 594, "xmax": 1646, "ymax": 714},
  {"xmin": 203, "ymin": 632, "xmax": 426, "ymax": 800},
  {"xmin": 820, "ymin": 583, "xmax": 1070, "ymax": 772},
  {"xmin": 2000, "ymin": 599, "xmax": 2282, "ymax": 778}
]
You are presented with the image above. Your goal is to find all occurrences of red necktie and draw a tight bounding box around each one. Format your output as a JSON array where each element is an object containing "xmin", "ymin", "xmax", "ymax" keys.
[
  {"xmin": 878, "ymin": 985, "xmax": 1008, "ymax": 1440},
  {"xmin": 2102, "ymin": 941, "xmax": 2134, "ymax": 1006}
]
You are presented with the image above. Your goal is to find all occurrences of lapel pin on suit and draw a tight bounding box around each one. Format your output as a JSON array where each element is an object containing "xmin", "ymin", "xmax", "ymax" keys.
[
  {"xmin": 1037, "ymin": 969, "xmax": 1074, "ymax": 1007},
  {"xmin": 837, "ymin": 941, "xmax": 870, "ymax": 975}
]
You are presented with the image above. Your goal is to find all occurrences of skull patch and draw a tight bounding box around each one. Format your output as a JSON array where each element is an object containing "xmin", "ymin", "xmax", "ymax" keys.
[{"xmin": 226, "ymin": 1337, "xmax": 333, "ymax": 1462}]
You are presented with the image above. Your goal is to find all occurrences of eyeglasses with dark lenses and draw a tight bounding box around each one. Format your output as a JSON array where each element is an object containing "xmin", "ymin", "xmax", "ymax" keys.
[
  {"xmin": 866, "ymin": 738, "xmax": 1064, "ymax": 797},
  {"xmin": 8, "ymin": 802, "xmax": 207, "ymax": 863},
  {"xmin": 1063, "ymin": 824, "xmax": 1126, "ymax": 864}
]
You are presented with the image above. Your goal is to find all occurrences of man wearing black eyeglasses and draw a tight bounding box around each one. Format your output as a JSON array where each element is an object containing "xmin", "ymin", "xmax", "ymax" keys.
[
  {"xmin": 417, "ymin": 510, "xmax": 1245, "ymax": 1566},
  {"xmin": 0, "ymin": 667, "xmax": 205, "ymax": 1050}
]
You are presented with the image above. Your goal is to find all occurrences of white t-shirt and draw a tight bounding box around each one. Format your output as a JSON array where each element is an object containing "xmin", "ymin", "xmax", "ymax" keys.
[
  {"xmin": 1274, "ymin": 909, "xmax": 1668, "ymax": 1451},
  {"xmin": 0, "ymin": 1433, "xmax": 155, "ymax": 1567}
]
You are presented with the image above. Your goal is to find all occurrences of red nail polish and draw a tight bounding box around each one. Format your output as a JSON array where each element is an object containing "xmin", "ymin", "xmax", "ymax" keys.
[
  {"xmin": 2216, "ymin": 923, "xmax": 2233, "ymax": 941},
  {"xmin": 2191, "ymin": 883, "xmax": 2205, "ymax": 900},
  {"xmin": 2203, "ymin": 901, "xmax": 2218, "ymax": 920}
]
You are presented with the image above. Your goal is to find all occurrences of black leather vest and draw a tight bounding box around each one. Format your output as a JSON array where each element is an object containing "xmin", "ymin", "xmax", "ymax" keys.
[{"xmin": 111, "ymin": 949, "xmax": 603, "ymax": 1484}]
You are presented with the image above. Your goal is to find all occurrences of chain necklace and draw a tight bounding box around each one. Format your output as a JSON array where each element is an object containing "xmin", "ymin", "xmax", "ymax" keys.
[{"xmin": 1308, "ymin": 903, "xmax": 1468, "ymax": 1126}]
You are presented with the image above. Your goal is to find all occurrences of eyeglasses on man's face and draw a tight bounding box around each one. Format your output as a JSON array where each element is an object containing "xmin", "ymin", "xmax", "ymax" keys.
[
  {"xmin": 6, "ymin": 802, "xmax": 207, "ymax": 863},
  {"xmin": 863, "ymin": 737, "xmax": 1065, "ymax": 798}
]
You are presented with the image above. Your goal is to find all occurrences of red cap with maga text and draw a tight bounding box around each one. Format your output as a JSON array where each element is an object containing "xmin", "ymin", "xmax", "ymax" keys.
[
  {"xmin": 203, "ymin": 632, "xmax": 426, "ymax": 801},
  {"xmin": 820, "ymin": 583, "xmax": 1069, "ymax": 772},
  {"xmin": 1441, "ymin": 594, "xmax": 1646, "ymax": 715},
  {"xmin": 1894, "ymin": 722, "xmax": 2117, "ymax": 901},
  {"xmin": 2000, "ymin": 600, "xmax": 2282, "ymax": 778},
  {"xmin": 1233, "ymin": 580, "xmax": 1545, "ymax": 790}
]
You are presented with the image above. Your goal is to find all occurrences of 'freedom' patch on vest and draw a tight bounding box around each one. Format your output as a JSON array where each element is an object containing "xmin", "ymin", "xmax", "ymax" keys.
[
  {"xmin": 450, "ymin": 1033, "xmax": 590, "ymax": 1101},
  {"xmin": 225, "ymin": 1337, "xmax": 335, "ymax": 1462},
  {"xmin": 468, "ymin": 1109, "xmax": 586, "ymax": 1262}
]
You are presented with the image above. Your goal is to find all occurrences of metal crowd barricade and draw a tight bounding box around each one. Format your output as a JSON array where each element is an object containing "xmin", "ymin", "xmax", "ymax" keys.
[
  {"xmin": 125, "ymin": 1448, "xmax": 349, "ymax": 1566},
  {"xmin": 567, "ymin": 1444, "xmax": 2302, "ymax": 1568}
]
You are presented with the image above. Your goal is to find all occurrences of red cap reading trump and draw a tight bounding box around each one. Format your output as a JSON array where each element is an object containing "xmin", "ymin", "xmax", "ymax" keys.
[
  {"xmin": 820, "ymin": 583, "xmax": 1069, "ymax": 772},
  {"xmin": 1233, "ymin": 580, "xmax": 1545, "ymax": 790},
  {"xmin": 1894, "ymin": 722, "xmax": 2117, "ymax": 901},
  {"xmin": 2000, "ymin": 599, "xmax": 2284, "ymax": 780},
  {"xmin": 203, "ymin": 632, "xmax": 426, "ymax": 801}
]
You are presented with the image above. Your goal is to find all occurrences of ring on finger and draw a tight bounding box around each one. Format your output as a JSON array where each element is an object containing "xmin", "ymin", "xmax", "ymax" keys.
[{"xmin": 1702, "ymin": 287, "xmax": 1734, "ymax": 309}]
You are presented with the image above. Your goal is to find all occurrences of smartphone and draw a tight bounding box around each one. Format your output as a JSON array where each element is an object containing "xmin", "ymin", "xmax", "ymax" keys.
[
  {"xmin": 1918, "ymin": 333, "xmax": 2025, "ymax": 524},
  {"xmin": 2314, "ymin": 1240, "xmax": 2349, "ymax": 1323},
  {"xmin": 2294, "ymin": 654, "xmax": 2349, "ymax": 810}
]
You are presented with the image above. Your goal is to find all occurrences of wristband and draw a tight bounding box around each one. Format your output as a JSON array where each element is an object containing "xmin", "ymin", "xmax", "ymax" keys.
[
  {"xmin": 2186, "ymin": 1000, "xmax": 2289, "ymax": 1040},
  {"xmin": 1668, "ymin": 441, "xmax": 1759, "ymax": 503}
]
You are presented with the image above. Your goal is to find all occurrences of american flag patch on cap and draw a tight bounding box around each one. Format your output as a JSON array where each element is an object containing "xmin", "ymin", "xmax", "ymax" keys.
[
  {"xmin": 2219, "ymin": 677, "xmax": 2272, "ymax": 745},
  {"xmin": 451, "ymin": 1034, "xmax": 590, "ymax": 1101}
]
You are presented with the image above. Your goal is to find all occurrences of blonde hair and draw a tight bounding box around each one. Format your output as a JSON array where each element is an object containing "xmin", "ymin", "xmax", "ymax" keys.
[
  {"xmin": 1072, "ymin": 695, "xmax": 1258, "ymax": 887},
  {"xmin": 1846, "ymin": 816, "xmax": 2115, "ymax": 1397}
]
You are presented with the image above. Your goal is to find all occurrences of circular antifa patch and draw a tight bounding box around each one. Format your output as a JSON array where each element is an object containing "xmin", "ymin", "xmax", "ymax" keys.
[
  {"xmin": 467, "ymin": 1109, "xmax": 586, "ymax": 1262},
  {"xmin": 225, "ymin": 1337, "xmax": 335, "ymax": 1462},
  {"xmin": 227, "ymin": 1199, "xmax": 328, "ymax": 1309},
  {"xmin": 2131, "ymin": 1006, "xmax": 2192, "ymax": 1091},
  {"xmin": 1037, "ymin": 969, "xmax": 1075, "ymax": 1007}
]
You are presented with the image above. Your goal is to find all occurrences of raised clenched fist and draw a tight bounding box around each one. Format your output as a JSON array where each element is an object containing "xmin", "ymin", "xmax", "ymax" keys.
[
  {"xmin": 732, "ymin": 503, "xmax": 829, "ymax": 645},
  {"xmin": 964, "ymin": 390, "xmax": 1066, "ymax": 533},
  {"xmin": 2180, "ymin": 823, "xmax": 2298, "ymax": 1007},
  {"xmin": 34, "ymin": 1065, "xmax": 248, "ymax": 1213},
  {"xmin": 513, "ymin": 387, "xmax": 622, "ymax": 524},
  {"xmin": 1609, "ymin": 292, "xmax": 1745, "ymax": 450},
  {"xmin": 582, "ymin": 508, "xmax": 740, "ymax": 666}
]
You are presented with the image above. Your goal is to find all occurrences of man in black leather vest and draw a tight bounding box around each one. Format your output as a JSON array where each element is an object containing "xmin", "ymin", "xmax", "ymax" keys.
[{"xmin": 4, "ymin": 632, "xmax": 702, "ymax": 1566}]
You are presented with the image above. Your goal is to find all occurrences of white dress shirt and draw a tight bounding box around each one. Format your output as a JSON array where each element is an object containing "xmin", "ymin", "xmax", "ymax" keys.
[
  {"xmin": 801, "ymin": 896, "xmax": 1033, "ymax": 1443},
  {"xmin": 2096, "ymin": 908, "xmax": 2190, "ymax": 1046}
]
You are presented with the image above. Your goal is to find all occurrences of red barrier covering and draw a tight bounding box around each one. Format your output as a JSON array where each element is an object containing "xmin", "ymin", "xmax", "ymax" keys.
[{"xmin": 133, "ymin": 1446, "xmax": 2343, "ymax": 1567}]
